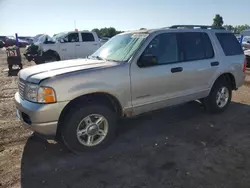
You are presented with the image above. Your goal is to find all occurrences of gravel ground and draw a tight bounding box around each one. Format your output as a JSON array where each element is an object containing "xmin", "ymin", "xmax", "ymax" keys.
[{"xmin": 1, "ymin": 50, "xmax": 250, "ymax": 188}]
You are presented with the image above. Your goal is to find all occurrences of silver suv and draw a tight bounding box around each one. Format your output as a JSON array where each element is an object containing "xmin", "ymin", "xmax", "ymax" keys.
[{"xmin": 15, "ymin": 25, "xmax": 246, "ymax": 152}]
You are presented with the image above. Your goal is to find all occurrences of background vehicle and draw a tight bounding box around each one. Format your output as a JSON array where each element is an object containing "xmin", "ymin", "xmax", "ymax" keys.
[
  {"xmin": 0, "ymin": 36, "xmax": 29, "ymax": 47},
  {"xmin": 0, "ymin": 40, "xmax": 4, "ymax": 48},
  {"xmin": 19, "ymin": 36, "xmax": 33, "ymax": 44},
  {"xmin": 245, "ymin": 49, "xmax": 250, "ymax": 67},
  {"xmin": 15, "ymin": 25, "xmax": 246, "ymax": 152},
  {"xmin": 24, "ymin": 31, "xmax": 101, "ymax": 64}
]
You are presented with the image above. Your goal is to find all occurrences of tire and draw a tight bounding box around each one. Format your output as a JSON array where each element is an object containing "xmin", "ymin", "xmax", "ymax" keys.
[
  {"xmin": 34, "ymin": 56, "xmax": 45, "ymax": 64},
  {"xmin": 43, "ymin": 51, "xmax": 60, "ymax": 63},
  {"xmin": 61, "ymin": 104, "xmax": 117, "ymax": 152},
  {"xmin": 203, "ymin": 77, "xmax": 232, "ymax": 113}
]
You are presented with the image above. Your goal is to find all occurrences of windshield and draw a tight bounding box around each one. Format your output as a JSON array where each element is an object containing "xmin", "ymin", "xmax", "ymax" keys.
[
  {"xmin": 90, "ymin": 33, "xmax": 149, "ymax": 62},
  {"xmin": 53, "ymin": 32, "xmax": 67, "ymax": 41},
  {"xmin": 35, "ymin": 34, "xmax": 56, "ymax": 44}
]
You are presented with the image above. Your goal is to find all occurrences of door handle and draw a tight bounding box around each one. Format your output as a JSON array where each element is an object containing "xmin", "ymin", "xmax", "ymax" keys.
[
  {"xmin": 75, "ymin": 44, "xmax": 80, "ymax": 46},
  {"xmin": 62, "ymin": 49, "xmax": 66, "ymax": 51},
  {"xmin": 171, "ymin": 67, "xmax": 183, "ymax": 73},
  {"xmin": 211, "ymin": 61, "xmax": 219, "ymax": 66}
]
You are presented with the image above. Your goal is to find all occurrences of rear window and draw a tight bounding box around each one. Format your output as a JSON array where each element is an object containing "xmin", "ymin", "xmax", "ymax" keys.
[
  {"xmin": 81, "ymin": 33, "xmax": 95, "ymax": 42},
  {"xmin": 216, "ymin": 33, "xmax": 243, "ymax": 56},
  {"xmin": 178, "ymin": 32, "xmax": 214, "ymax": 61}
]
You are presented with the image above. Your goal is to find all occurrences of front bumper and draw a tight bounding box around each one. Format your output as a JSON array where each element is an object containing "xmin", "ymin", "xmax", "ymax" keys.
[
  {"xmin": 23, "ymin": 53, "xmax": 41, "ymax": 62},
  {"xmin": 15, "ymin": 92, "xmax": 68, "ymax": 137}
]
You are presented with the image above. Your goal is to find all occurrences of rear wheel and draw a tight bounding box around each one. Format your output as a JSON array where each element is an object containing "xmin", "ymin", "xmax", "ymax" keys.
[
  {"xmin": 61, "ymin": 104, "xmax": 117, "ymax": 152},
  {"xmin": 203, "ymin": 78, "xmax": 232, "ymax": 113}
]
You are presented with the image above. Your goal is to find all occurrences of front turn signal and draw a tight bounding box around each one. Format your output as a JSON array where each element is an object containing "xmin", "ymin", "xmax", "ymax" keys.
[{"xmin": 38, "ymin": 87, "xmax": 56, "ymax": 103}]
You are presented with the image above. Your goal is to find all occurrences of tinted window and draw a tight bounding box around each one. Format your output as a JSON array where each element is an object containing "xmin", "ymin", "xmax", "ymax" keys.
[
  {"xmin": 216, "ymin": 33, "xmax": 243, "ymax": 56},
  {"xmin": 81, "ymin": 33, "xmax": 95, "ymax": 42},
  {"xmin": 142, "ymin": 33, "xmax": 179, "ymax": 65},
  {"xmin": 64, "ymin": 33, "xmax": 79, "ymax": 43},
  {"xmin": 178, "ymin": 32, "xmax": 214, "ymax": 61}
]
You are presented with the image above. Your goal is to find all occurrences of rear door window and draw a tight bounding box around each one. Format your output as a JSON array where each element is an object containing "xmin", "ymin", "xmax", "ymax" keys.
[
  {"xmin": 216, "ymin": 33, "xmax": 243, "ymax": 56},
  {"xmin": 178, "ymin": 32, "xmax": 214, "ymax": 61},
  {"xmin": 81, "ymin": 33, "xmax": 95, "ymax": 42}
]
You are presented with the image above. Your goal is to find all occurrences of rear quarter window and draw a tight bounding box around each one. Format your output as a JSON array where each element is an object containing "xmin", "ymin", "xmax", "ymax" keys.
[{"xmin": 216, "ymin": 33, "xmax": 243, "ymax": 56}]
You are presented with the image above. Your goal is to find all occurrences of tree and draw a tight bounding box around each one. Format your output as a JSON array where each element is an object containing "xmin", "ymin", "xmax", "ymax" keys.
[
  {"xmin": 212, "ymin": 14, "xmax": 224, "ymax": 27},
  {"xmin": 224, "ymin": 25, "xmax": 234, "ymax": 31},
  {"xmin": 233, "ymin": 24, "xmax": 250, "ymax": 34},
  {"xmin": 92, "ymin": 27, "xmax": 123, "ymax": 38},
  {"xmin": 92, "ymin": 28, "xmax": 101, "ymax": 37}
]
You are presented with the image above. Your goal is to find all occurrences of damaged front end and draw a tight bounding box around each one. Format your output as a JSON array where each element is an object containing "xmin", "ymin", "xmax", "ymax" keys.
[
  {"xmin": 23, "ymin": 34, "xmax": 57, "ymax": 64},
  {"xmin": 24, "ymin": 44, "xmax": 43, "ymax": 64}
]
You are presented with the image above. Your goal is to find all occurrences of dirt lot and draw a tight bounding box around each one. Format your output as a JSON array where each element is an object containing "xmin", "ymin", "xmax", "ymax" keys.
[{"xmin": 1, "ymin": 50, "xmax": 250, "ymax": 188}]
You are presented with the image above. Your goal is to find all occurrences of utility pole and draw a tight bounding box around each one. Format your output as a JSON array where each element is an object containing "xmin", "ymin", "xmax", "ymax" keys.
[{"xmin": 74, "ymin": 20, "xmax": 78, "ymax": 32}]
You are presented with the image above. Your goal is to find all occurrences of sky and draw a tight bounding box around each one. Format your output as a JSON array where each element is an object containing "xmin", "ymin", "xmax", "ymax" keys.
[{"xmin": 0, "ymin": 0, "xmax": 249, "ymax": 36}]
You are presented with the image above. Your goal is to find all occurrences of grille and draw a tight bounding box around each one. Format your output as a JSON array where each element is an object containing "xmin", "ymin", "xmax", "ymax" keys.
[{"xmin": 18, "ymin": 79, "xmax": 26, "ymax": 99}]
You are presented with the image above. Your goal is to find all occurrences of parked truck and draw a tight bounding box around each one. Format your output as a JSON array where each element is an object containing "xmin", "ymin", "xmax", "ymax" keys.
[{"xmin": 24, "ymin": 31, "xmax": 101, "ymax": 64}]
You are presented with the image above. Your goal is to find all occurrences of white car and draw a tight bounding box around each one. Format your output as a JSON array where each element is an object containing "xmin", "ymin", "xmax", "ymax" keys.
[{"xmin": 24, "ymin": 31, "xmax": 101, "ymax": 64}]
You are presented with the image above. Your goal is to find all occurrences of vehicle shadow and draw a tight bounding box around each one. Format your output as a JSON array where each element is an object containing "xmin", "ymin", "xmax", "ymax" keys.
[
  {"xmin": 8, "ymin": 69, "xmax": 21, "ymax": 76},
  {"xmin": 20, "ymin": 101, "xmax": 250, "ymax": 188}
]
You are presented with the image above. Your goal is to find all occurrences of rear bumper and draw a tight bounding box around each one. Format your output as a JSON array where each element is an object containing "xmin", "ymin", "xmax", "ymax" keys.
[
  {"xmin": 15, "ymin": 92, "xmax": 69, "ymax": 137},
  {"xmin": 236, "ymin": 73, "xmax": 246, "ymax": 89}
]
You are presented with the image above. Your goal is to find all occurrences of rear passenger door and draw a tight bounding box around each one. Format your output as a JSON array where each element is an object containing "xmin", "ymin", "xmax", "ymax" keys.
[
  {"xmin": 77, "ymin": 32, "xmax": 99, "ymax": 58},
  {"xmin": 176, "ymin": 32, "xmax": 219, "ymax": 95}
]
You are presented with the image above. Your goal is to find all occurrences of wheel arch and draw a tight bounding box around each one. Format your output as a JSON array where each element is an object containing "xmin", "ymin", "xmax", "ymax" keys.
[
  {"xmin": 56, "ymin": 92, "xmax": 123, "ymax": 138},
  {"xmin": 43, "ymin": 49, "xmax": 61, "ymax": 60},
  {"xmin": 212, "ymin": 72, "xmax": 236, "ymax": 90}
]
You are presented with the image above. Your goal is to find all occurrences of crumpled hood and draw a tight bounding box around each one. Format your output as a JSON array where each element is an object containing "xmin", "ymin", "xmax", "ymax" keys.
[{"xmin": 19, "ymin": 58, "xmax": 119, "ymax": 83}]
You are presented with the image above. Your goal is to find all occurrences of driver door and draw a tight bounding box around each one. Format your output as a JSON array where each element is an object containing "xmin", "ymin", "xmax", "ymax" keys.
[{"xmin": 59, "ymin": 32, "xmax": 79, "ymax": 60}]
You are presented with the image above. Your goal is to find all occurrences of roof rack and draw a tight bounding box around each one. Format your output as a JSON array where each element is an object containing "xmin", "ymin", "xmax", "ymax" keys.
[{"xmin": 169, "ymin": 25, "xmax": 225, "ymax": 30}]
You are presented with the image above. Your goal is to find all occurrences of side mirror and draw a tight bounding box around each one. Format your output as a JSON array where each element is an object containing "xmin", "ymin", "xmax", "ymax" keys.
[
  {"xmin": 60, "ymin": 38, "xmax": 64, "ymax": 43},
  {"xmin": 137, "ymin": 55, "xmax": 157, "ymax": 67}
]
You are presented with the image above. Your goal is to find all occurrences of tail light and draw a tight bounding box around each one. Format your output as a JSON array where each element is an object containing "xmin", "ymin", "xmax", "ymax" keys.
[{"xmin": 243, "ymin": 58, "xmax": 247, "ymax": 72}]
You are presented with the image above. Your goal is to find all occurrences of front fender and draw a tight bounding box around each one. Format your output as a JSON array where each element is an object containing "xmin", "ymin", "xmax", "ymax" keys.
[
  {"xmin": 42, "ymin": 44, "xmax": 59, "ymax": 53},
  {"xmin": 68, "ymin": 82, "xmax": 126, "ymax": 106}
]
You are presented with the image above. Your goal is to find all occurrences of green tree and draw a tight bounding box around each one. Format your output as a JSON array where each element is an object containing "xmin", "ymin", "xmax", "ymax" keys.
[
  {"xmin": 212, "ymin": 14, "xmax": 224, "ymax": 27},
  {"xmin": 92, "ymin": 27, "xmax": 123, "ymax": 38},
  {"xmin": 233, "ymin": 24, "xmax": 250, "ymax": 34},
  {"xmin": 92, "ymin": 28, "xmax": 101, "ymax": 37},
  {"xmin": 223, "ymin": 25, "xmax": 234, "ymax": 31}
]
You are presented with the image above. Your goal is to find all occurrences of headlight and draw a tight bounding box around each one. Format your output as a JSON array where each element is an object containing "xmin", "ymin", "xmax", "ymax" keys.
[
  {"xmin": 38, "ymin": 87, "xmax": 56, "ymax": 103},
  {"xmin": 24, "ymin": 83, "xmax": 56, "ymax": 103},
  {"xmin": 25, "ymin": 83, "xmax": 38, "ymax": 102}
]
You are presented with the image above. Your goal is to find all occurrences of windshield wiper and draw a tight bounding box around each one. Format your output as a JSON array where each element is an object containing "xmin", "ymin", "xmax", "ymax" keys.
[{"xmin": 88, "ymin": 55, "xmax": 106, "ymax": 61}]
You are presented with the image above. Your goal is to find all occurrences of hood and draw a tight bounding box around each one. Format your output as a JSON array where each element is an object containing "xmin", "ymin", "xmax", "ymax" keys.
[{"xmin": 19, "ymin": 58, "xmax": 119, "ymax": 83}]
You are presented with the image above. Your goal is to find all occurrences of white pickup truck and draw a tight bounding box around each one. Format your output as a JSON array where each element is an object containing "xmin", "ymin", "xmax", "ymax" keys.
[{"xmin": 24, "ymin": 31, "xmax": 101, "ymax": 64}]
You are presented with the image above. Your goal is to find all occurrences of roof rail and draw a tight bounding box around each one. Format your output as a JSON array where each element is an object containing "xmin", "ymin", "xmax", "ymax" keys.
[{"xmin": 169, "ymin": 25, "xmax": 225, "ymax": 30}]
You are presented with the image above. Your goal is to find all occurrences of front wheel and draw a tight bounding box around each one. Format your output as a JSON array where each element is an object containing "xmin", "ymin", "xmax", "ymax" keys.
[
  {"xmin": 61, "ymin": 105, "xmax": 117, "ymax": 152},
  {"xmin": 203, "ymin": 78, "xmax": 232, "ymax": 113}
]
